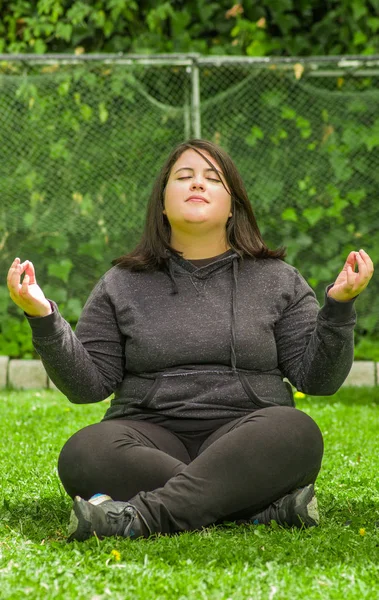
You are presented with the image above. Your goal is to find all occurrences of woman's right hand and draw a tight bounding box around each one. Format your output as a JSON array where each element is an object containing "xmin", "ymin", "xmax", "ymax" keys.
[{"xmin": 7, "ymin": 258, "xmax": 52, "ymax": 317}]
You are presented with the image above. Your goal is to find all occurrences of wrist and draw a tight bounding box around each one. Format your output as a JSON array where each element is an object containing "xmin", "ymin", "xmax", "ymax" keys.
[
  {"xmin": 26, "ymin": 301, "xmax": 52, "ymax": 318},
  {"xmin": 327, "ymin": 292, "xmax": 350, "ymax": 303}
]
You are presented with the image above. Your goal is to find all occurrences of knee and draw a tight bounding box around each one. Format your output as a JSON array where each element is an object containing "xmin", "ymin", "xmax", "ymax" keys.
[
  {"xmin": 271, "ymin": 406, "xmax": 324, "ymax": 465},
  {"xmin": 58, "ymin": 428, "xmax": 87, "ymax": 475},
  {"xmin": 268, "ymin": 406, "xmax": 322, "ymax": 444},
  {"xmin": 57, "ymin": 427, "xmax": 93, "ymax": 497},
  {"xmin": 246, "ymin": 406, "xmax": 324, "ymax": 465}
]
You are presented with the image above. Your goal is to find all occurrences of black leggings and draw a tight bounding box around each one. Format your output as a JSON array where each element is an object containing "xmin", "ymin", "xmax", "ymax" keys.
[{"xmin": 58, "ymin": 406, "xmax": 323, "ymax": 534}]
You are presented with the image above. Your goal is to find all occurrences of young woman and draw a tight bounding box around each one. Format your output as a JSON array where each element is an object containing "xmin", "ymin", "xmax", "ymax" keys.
[{"xmin": 7, "ymin": 139, "xmax": 373, "ymax": 542}]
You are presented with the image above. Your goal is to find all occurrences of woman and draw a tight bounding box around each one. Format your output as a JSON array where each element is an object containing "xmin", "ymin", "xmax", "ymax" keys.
[{"xmin": 7, "ymin": 139, "xmax": 373, "ymax": 542}]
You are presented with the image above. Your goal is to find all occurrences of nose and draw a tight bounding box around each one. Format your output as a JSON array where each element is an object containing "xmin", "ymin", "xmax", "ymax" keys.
[{"xmin": 190, "ymin": 177, "xmax": 206, "ymax": 191}]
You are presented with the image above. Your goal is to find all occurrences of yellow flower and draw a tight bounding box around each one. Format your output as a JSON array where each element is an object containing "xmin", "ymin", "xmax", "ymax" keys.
[
  {"xmin": 359, "ymin": 528, "xmax": 366, "ymax": 536},
  {"xmin": 111, "ymin": 549, "xmax": 121, "ymax": 561},
  {"xmin": 294, "ymin": 391, "xmax": 306, "ymax": 399}
]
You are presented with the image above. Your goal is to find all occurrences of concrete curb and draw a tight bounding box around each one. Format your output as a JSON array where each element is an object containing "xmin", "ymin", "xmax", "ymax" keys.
[{"xmin": 0, "ymin": 356, "xmax": 378, "ymax": 390}]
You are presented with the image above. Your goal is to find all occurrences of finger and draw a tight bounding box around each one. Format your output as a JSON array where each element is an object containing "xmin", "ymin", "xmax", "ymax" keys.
[
  {"xmin": 24, "ymin": 261, "xmax": 37, "ymax": 285},
  {"xmin": 358, "ymin": 249, "xmax": 374, "ymax": 274},
  {"xmin": 7, "ymin": 258, "xmax": 31, "ymax": 290},
  {"xmin": 355, "ymin": 251, "xmax": 368, "ymax": 279},
  {"xmin": 7, "ymin": 257, "xmax": 20, "ymax": 280},
  {"xmin": 7, "ymin": 258, "xmax": 23, "ymax": 290},
  {"xmin": 343, "ymin": 251, "xmax": 356, "ymax": 270},
  {"xmin": 19, "ymin": 260, "xmax": 31, "ymax": 274}
]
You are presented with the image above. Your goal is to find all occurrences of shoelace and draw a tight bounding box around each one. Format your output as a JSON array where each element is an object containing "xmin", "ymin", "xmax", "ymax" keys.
[{"xmin": 106, "ymin": 505, "xmax": 137, "ymax": 536}]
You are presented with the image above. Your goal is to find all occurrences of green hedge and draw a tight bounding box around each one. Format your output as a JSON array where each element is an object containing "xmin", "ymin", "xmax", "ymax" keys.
[{"xmin": 2, "ymin": 1, "xmax": 379, "ymax": 57}]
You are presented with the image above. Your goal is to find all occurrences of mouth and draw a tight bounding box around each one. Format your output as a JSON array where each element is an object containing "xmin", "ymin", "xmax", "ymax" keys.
[{"xmin": 186, "ymin": 196, "xmax": 209, "ymax": 203}]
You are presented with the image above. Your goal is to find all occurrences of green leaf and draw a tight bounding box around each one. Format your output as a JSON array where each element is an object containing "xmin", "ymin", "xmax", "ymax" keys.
[
  {"xmin": 43, "ymin": 285, "xmax": 68, "ymax": 303},
  {"xmin": 146, "ymin": 3, "xmax": 174, "ymax": 32},
  {"xmin": 367, "ymin": 16, "xmax": 379, "ymax": 32},
  {"xmin": 363, "ymin": 118, "xmax": 379, "ymax": 151},
  {"xmin": 33, "ymin": 39, "xmax": 47, "ymax": 53},
  {"xmin": 171, "ymin": 11, "xmax": 191, "ymax": 36},
  {"xmin": 78, "ymin": 239, "xmax": 106, "ymax": 261},
  {"xmin": 42, "ymin": 234, "xmax": 70, "ymax": 252},
  {"xmin": 58, "ymin": 79, "xmax": 71, "ymax": 96},
  {"xmin": 55, "ymin": 22, "xmax": 73, "ymax": 42},
  {"xmin": 65, "ymin": 298, "xmax": 83, "ymax": 320},
  {"xmin": 50, "ymin": 138, "xmax": 70, "ymax": 161},
  {"xmin": 30, "ymin": 191, "xmax": 45, "ymax": 208},
  {"xmin": 281, "ymin": 207, "xmax": 298, "ymax": 222},
  {"xmin": 66, "ymin": 2, "xmax": 92, "ymax": 24},
  {"xmin": 281, "ymin": 107, "xmax": 296, "ymax": 120},
  {"xmin": 353, "ymin": 30, "xmax": 367, "ymax": 46},
  {"xmin": 246, "ymin": 126, "xmax": 264, "ymax": 147},
  {"xmin": 329, "ymin": 152, "xmax": 353, "ymax": 182},
  {"xmin": 47, "ymin": 259, "xmax": 73, "ymax": 283},
  {"xmin": 261, "ymin": 90, "xmax": 286, "ymax": 109},
  {"xmin": 297, "ymin": 178, "xmax": 308, "ymax": 192},
  {"xmin": 303, "ymin": 206, "xmax": 325, "ymax": 226},
  {"xmin": 91, "ymin": 10, "xmax": 106, "ymax": 28},
  {"xmin": 104, "ymin": 19, "xmax": 114, "ymax": 37},
  {"xmin": 346, "ymin": 189, "xmax": 366, "ymax": 206},
  {"xmin": 24, "ymin": 212, "xmax": 35, "ymax": 227},
  {"xmin": 352, "ymin": 1, "xmax": 368, "ymax": 20},
  {"xmin": 326, "ymin": 200, "xmax": 349, "ymax": 218},
  {"xmin": 80, "ymin": 104, "xmax": 93, "ymax": 121}
]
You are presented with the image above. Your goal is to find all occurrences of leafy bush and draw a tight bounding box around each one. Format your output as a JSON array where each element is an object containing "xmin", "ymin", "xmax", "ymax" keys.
[{"xmin": 2, "ymin": 1, "xmax": 379, "ymax": 57}]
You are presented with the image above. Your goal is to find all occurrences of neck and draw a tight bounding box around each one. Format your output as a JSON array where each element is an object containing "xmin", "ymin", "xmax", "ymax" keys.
[{"xmin": 170, "ymin": 230, "xmax": 230, "ymax": 260}]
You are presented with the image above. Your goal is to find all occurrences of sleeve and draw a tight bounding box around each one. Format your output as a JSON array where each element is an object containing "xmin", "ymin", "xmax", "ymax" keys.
[
  {"xmin": 274, "ymin": 270, "xmax": 356, "ymax": 395},
  {"xmin": 26, "ymin": 277, "xmax": 125, "ymax": 404}
]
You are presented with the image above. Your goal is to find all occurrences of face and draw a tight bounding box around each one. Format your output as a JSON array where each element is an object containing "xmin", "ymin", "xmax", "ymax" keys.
[{"xmin": 163, "ymin": 149, "xmax": 232, "ymax": 233}]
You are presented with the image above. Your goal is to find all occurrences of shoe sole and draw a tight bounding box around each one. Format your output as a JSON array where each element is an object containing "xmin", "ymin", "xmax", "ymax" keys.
[
  {"xmin": 293, "ymin": 484, "xmax": 319, "ymax": 527},
  {"xmin": 67, "ymin": 496, "xmax": 94, "ymax": 542}
]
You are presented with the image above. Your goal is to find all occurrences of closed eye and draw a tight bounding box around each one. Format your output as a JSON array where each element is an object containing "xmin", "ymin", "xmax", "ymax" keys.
[{"xmin": 177, "ymin": 177, "xmax": 221, "ymax": 182}]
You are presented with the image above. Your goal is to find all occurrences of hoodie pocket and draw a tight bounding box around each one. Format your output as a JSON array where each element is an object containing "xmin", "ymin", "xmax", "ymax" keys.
[
  {"xmin": 238, "ymin": 373, "xmax": 277, "ymax": 409},
  {"xmin": 139, "ymin": 377, "xmax": 162, "ymax": 408},
  {"xmin": 136, "ymin": 369, "xmax": 267, "ymax": 414}
]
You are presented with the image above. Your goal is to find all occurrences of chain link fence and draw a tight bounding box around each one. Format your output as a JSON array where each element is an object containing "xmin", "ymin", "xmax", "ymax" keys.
[{"xmin": 1, "ymin": 54, "xmax": 378, "ymax": 357}]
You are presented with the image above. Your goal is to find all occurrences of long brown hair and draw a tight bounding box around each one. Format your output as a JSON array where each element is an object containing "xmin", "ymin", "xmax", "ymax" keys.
[{"xmin": 113, "ymin": 139, "xmax": 285, "ymax": 269}]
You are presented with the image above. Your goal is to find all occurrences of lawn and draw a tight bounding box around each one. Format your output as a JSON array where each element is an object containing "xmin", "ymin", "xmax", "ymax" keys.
[{"xmin": 0, "ymin": 388, "xmax": 378, "ymax": 600}]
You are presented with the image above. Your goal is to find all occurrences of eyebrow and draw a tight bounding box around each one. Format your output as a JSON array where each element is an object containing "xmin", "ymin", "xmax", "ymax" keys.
[{"xmin": 174, "ymin": 167, "xmax": 222, "ymax": 175}]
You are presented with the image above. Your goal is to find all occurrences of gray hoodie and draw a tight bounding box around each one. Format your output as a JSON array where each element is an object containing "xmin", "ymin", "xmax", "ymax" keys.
[{"xmin": 27, "ymin": 251, "xmax": 356, "ymax": 425}]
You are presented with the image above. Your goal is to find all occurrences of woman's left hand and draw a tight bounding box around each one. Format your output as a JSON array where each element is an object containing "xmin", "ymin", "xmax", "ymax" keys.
[{"xmin": 328, "ymin": 249, "xmax": 374, "ymax": 302}]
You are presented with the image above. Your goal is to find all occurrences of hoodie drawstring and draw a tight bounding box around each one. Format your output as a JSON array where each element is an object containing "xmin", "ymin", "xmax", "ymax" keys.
[
  {"xmin": 167, "ymin": 260, "xmax": 179, "ymax": 295},
  {"xmin": 230, "ymin": 257, "xmax": 238, "ymax": 375}
]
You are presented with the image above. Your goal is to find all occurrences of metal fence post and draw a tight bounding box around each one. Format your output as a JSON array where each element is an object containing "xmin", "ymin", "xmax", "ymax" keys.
[
  {"xmin": 184, "ymin": 66, "xmax": 192, "ymax": 140},
  {"xmin": 190, "ymin": 59, "xmax": 201, "ymax": 138}
]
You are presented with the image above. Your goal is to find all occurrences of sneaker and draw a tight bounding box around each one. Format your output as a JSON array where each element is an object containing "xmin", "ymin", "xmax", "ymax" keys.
[
  {"xmin": 248, "ymin": 484, "xmax": 319, "ymax": 528},
  {"xmin": 67, "ymin": 493, "xmax": 151, "ymax": 542}
]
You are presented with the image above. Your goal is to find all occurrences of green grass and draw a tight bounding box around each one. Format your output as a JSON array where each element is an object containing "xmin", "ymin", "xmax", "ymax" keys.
[{"xmin": 0, "ymin": 388, "xmax": 378, "ymax": 600}]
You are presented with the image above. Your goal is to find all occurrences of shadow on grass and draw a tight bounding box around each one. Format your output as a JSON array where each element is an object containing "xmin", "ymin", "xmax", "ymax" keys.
[
  {"xmin": 1, "ymin": 493, "xmax": 378, "ymax": 553},
  {"xmin": 1, "ymin": 495, "xmax": 71, "ymax": 542}
]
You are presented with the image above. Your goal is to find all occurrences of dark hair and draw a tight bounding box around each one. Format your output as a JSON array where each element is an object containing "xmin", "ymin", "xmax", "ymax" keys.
[{"xmin": 113, "ymin": 138, "xmax": 285, "ymax": 269}]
